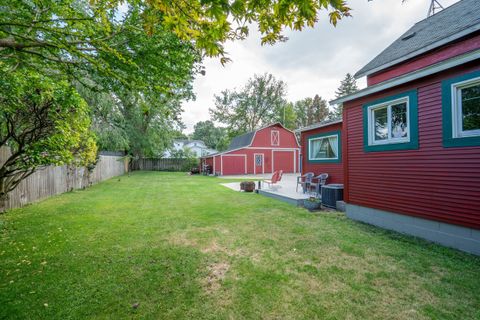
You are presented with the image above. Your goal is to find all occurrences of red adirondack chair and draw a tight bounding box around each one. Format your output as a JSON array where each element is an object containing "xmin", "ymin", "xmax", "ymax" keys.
[{"xmin": 263, "ymin": 170, "xmax": 283, "ymax": 189}]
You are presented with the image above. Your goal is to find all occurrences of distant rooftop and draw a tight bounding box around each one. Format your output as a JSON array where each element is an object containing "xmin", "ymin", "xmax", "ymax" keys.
[{"xmin": 355, "ymin": 0, "xmax": 480, "ymax": 78}]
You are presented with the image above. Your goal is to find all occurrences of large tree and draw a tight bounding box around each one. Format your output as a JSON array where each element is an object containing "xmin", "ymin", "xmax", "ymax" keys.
[
  {"xmin": 294, "ymin": 97, "xmax": 313, "ymax": 128},
  {"xmin": 331, "ymin": 73, "xmax": 359, "ymax": 118},
  {"xmin": 0, "ymin": 1, "xmax": 202, "ymax": 199},
  {"xmin": 192, "ymin": 121, "xmax": 228, "ymax": 150},
  {"xmin": 311, "ymin": 94, "xmax": 329, "ymax": 124},
  {"xmin": 0, "ymin": 70, "xmax": 96, "ymax": 210},
  {"xmin": 277, "ymin": 102, "xmax": 298, "ymax": 130},
  {"xmin": 210, "ymin": 73, "xmax": 287, "ymax": 135},
  {"xmin": 292, "ymin": 95, "xmax": 328, "ymax": 127}
]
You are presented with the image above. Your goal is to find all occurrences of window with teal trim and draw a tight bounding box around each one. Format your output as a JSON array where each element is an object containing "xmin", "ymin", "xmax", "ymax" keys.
[
  {"xmin": 363, "ymin": 90, "xmax": 419, "ymax": 152},
  {"xmin": 307, "ymin": 131, "xmax": 341, "ymax": 163},
  {"xmin": 442, "ymin": 70, "xmax": 480, "ymax": 148}
]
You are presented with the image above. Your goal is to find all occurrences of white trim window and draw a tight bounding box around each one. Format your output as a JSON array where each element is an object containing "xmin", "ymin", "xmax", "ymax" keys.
[
  {"xmin": 367, "ymin": 97, "xmax": 410, "ymax": 145},
  {"xmin": 255, "ymin": 154, "xmax": 263, "ymax": 166},
  {"xmin": 271, "ymin": 130, "xmax": 280, "ymax": 146},
  {"xmin": 308, "ymin": 134, "xmax": 339, "ymax": 161},
  {"xmin": 451, "ymin": 76, "xmax": 480, "ymax": 138}
]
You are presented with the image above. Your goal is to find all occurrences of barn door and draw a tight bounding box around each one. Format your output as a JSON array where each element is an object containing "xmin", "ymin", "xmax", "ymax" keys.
[{"xmin": 254, "ymin": 154, "xmax": 264, "ymax": 174}]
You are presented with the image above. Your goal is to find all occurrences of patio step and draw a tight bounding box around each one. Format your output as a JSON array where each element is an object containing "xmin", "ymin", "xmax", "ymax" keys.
[{"xmin": 257, "ymin": 189, "xmax": 305, "ymax": 207}]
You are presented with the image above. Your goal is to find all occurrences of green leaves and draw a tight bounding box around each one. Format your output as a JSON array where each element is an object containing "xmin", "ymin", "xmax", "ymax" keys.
[
  {"xmin": 0, "ymin": 68, "xmax": 96, "ymax": 196},
  {"xmin": 146, "ymin": 0, "xmax": 352, "ymax": 57},
  {"xmin": 210, "ymin": 73, "xmax": 288, "ymax": 134}
]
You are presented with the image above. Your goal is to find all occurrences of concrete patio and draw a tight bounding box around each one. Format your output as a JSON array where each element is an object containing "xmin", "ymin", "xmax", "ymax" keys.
[{"xmin": 220, "ymin": 173, "xmax": 313, "ymax": 206}]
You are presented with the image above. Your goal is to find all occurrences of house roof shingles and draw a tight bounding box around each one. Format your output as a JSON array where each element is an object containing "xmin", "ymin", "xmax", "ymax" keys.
[{"xmin": 355, "ymin": 0, "xmax": 480, "ymax": 78}]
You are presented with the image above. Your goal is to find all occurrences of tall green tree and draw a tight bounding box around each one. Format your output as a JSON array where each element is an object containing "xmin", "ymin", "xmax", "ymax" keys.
[
  {"xmin": 0, "ymin": 70, "xmax": 96, "ymax": 210},
  {"xmin": 75, "ymin": 7, "xmax": 201, "ymax": 158},
  {"xmin": 210, "ymin": 73, "xmax": 287, "ymax": 135},
  {"xmin": 277, "ymin": 102, "xmax": 298, "ymax": 130},
  {"xmin": 294, "ymin": 98, "xmax": 313, "ymax": 128},
  {"xmin": 331, "ymin": 73, "xmax": 359, "ymax": 118},
  {"xmin": 192, "ymin": 121, "xmax": 228, "ymax": 150},
  {"xmin": 311, "ymin": 94, "xmax": 329, "ymax": 124}
]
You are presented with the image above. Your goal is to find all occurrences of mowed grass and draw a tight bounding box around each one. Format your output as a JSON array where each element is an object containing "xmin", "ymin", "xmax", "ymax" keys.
[{"xmin": 1, "ymin": 172, "xmax": 479, "ymax": 319}]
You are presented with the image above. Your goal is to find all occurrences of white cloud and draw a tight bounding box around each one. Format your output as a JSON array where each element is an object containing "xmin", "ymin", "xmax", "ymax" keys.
[{"xmin": 181, "ymin": 0, "xmax": 460, "ymax": 132}]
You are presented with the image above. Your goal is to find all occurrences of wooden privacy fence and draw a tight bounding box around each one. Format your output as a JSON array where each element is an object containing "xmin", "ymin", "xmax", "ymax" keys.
[
  {"xmin": 0, "ymin": 147, "xmax": 126, "ymax": 211},
  {"xmin": 132, "ymin": 158, "xmax": 197, "ymax": 171}
]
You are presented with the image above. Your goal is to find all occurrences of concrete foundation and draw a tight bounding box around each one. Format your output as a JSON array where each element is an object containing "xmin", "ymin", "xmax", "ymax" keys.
[{"xmin": 346, "ymin": 204, "xmax": 480, "ymax": 256}]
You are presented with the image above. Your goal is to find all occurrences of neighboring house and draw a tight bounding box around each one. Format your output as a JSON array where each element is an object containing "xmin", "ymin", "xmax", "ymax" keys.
[
  {"xmin": 201, "ymin": 123, "xmax": 300, "ymax": 175},
  {"xmin": 297, "ymin": 119, "xmax": 344, "ymax": 184},
  {"xmin": 324, "ymin": 0, "xmax": 480, "ymax": 255},
  {"xmin": 164, "ymin": 140, "xmax": 217, "ymax": 158}
]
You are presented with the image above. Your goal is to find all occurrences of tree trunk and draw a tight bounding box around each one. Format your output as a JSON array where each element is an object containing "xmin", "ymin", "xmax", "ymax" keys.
[{"xmin": 0, "ymin": 178, "xmax": 9, "ymax": 213}]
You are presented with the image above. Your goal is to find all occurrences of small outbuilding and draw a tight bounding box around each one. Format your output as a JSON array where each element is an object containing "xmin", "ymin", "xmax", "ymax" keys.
[{"xmin": 201, "ymin": 123, "xmax": 300, "ymax": 176}]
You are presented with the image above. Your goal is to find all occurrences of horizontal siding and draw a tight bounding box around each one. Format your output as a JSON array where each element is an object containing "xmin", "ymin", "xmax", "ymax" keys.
[
  {"xmin": 344, "ymin": 64, "xmax": 480, "ymax": 229},
  {"xmin": 301, "ymin": 123, "xmax": 344, "ymax": 184},
  {"xmin": 250, "ymin": 125, "xmax": 300, "ymax": 148}
]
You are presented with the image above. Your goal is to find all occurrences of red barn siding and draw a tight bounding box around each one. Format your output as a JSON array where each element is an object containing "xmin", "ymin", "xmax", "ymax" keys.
[
  {"xmin": 202, "ymin": 124, "xmax": 299, "ymax": 175},
  {"xmin": 301, "ymin": 123, "xmax": 344, "ymax": 184},
  {"xmin": 250, "ymin": 125, "xmax": 300, "ymax": 148},
  {"xmin": 367, "ymin": 33, "xmax": 480, "ymax": 86},
  {"xmin": 344, "ymin": 62, "xmax": 480, "ymax": 229}
]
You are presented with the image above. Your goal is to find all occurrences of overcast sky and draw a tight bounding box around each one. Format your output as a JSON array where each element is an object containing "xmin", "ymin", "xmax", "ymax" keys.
[{"xmin": 181, "ymin": 0, "xmax": 460, "ymax": 133}]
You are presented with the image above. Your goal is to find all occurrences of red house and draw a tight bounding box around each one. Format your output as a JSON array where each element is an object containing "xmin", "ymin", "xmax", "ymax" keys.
[
  {"xmin": 297, "ymin": 119, "xmax": 344, "ymax": 184},
  {"xmin": 329, "ymin": 0, "xmax": 480, "ymax": 255},
  {"xmin": 201, "ymin": 123, "xmax": 300, "ymax": 176}
]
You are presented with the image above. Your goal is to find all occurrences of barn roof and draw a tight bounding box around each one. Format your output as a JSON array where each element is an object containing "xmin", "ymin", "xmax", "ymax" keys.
[
  {"xmin": 355, "ymin": 0, "xmax": 480, "ymax": 78},
  {"xmin": 226, "ymin": 131, "xmax": 256, "ymax": 151},
  {"xmin": 201, "ymin": 122, "xmax": 297, "ymax": 158}
]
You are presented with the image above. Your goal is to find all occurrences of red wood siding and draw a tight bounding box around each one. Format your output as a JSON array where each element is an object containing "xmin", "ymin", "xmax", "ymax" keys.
[
  {"xmin": 214, "ymin": 156, "xmax": 221, "ymax": 175},
  {"xmin": 367, "ymin": 33, "xmax": 480, "ymax": 86},
  {"xmin": 223, "ymin": 148, "xmax": 299, "ymax": 175},
  {"xmin": 301, "ymin": 122, "xmax": 344, "ymax": 184},
  {"xmin": 344, "ymin": 62, "xmax": 480, "ymax": 229},
  {"xmin": 202, "ymin": 124, "xmax": 300, "ymax": 175},
  {"xmin": 273, "ymin": 150, "xmax": 296, "ymax": 173},
  {"xmin": 250, "ymin": 125, "xmax": 300, "ymax": 148},
  {"xmin": 221, "ymin": 155, "xmax": 247, "ymax": 175}
]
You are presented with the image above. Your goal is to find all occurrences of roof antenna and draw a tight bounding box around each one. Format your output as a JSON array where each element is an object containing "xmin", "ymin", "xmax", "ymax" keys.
[{"xmin": 428, "ymin": 0, "xmax": 444, "ymax": 17}]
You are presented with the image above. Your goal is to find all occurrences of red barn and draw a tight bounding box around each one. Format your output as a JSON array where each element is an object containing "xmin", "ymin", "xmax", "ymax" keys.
[
  {"xmin": 297, "ymin": 119, "xmax": 344, "ymax": 184},
  {"xmin": 201, "ymin": 123, "xmax": 300, "ymax": 176},
  {"xmin": 330, "ymin": 0, "xmax": 480, "ymax": 255}
]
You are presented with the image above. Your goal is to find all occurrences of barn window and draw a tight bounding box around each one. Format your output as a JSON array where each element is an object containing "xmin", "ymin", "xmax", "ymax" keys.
[
  {"xmin": 363, "ymin": 90, "xmax": 419, "ymax": 152},
  {"xmin": 271, "ymin": 130, "xmax": 280, "ymax": 146},
  {"xmin": 307, "ymin": 131, "xmax": 341, "ymax": 163},
  {"xmin": 255, "ymin": 154, "xmax": 263, "ymax": 166},
  {"xmin": 442, "ymin": 71, "xmax": 480, "ymax": 147}
]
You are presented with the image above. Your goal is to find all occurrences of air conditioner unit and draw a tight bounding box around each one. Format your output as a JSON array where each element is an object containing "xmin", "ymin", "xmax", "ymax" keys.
[{"xmin": 321, "ymin": 184, "xmax": 344, "ymax": 209}]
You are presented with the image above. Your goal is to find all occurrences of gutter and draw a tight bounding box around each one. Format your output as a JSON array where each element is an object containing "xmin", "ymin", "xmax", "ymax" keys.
[{"xmin": 295, "ymin": 119, "xmax": 343, "ymax": 133}]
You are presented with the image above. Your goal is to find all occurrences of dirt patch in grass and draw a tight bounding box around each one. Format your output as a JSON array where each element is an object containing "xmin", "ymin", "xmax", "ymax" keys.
[
  {"xmin": 168, "ymin": 232, "xmax": 198, "ymax": 247},
  {"xmin": 203, "ymin": 262, "xmax": 230, "ymax": 294}
]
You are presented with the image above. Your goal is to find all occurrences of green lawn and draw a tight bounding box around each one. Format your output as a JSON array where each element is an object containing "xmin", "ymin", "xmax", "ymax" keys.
[{"xmin": 1, "ymin": 172, "xmax": 479, "ymax": 319}]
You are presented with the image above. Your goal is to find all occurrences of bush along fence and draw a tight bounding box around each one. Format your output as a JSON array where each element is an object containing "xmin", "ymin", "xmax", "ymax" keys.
[
  {"xmin": 0, "ymin": 147, "xmax": 126, "ymax": 212},
  {"xmin": 131, "ymin": 158, "xmax": 199, "ymax": 172}
]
